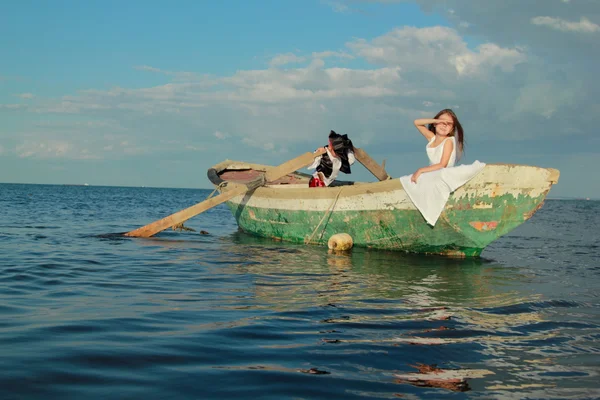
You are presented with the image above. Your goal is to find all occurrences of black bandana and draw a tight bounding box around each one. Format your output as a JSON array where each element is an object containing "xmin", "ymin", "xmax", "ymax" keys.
[
  {"xmin": 315, "ymin": 131, "xmax": 354, "ymax": 177},
  {"xmin": 328, "ymin": 130, "xmax": 354, "ymax": 174}
]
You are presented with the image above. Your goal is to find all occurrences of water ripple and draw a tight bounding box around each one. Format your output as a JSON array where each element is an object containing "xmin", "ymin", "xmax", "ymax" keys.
[{"xmin": 1, "ymin": 186, "xmax": 599, "ymax": 399}]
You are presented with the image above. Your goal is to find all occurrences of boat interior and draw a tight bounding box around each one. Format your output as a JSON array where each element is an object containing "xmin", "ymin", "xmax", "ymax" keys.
[{"xmin": 208, "ymin": 162, "xmax": 357, "ymax": 189}]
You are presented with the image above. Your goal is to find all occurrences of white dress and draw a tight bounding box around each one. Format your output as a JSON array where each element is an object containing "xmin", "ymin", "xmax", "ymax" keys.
[
  {"xmin": 399, "ymin": 135, "xmax": 486, "ymax": 226},
  {"xmin": 427, "ymin": 136, "xmax": 456, "ymax": 167}
]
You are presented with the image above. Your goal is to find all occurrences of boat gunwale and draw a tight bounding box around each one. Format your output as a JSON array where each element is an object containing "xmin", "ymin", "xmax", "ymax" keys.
[{"xmin": 208, "ymin": 159, "xmax": 559, "ymax": 201}]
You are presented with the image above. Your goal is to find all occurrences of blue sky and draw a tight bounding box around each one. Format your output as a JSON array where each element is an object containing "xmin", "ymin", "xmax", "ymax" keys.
[{"xmin": 1, "ymin": 0, "xmax": 599, "ymax": 198}]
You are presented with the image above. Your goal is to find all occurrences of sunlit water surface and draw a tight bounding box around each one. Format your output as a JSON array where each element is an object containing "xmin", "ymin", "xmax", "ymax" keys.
[{"xmin": 1, "ymin": 184, "xmax": 598, "ymax": 399}]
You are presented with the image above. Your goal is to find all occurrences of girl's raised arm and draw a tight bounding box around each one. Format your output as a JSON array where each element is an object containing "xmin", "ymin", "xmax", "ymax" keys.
[{"xmin": 413, "ymin": 119, "xmax": 439, "ymax": 141}]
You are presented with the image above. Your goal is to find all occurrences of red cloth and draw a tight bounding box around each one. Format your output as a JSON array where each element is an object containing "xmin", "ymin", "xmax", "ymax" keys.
[{"xmin": 309, "ymin": 177, "xmax": 325, "ymax": 187}]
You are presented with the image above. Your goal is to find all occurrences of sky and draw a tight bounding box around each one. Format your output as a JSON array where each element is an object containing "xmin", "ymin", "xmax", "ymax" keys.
[{"xmin": 1, "ymin": 0, "xmax": 599, "ymax": 198}]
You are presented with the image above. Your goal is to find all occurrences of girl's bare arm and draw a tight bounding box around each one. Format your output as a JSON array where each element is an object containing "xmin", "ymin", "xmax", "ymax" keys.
[
  {"xmin": 410, "ymin": 140, "xmax": 454, "ymax": 183},
  {"xmin": 413, "ymin": 119, "xmax": 439, "ymax": 140}
]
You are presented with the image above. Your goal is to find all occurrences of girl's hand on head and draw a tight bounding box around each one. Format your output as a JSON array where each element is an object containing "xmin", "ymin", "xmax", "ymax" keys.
[{"xmin": 434, "ymin": 119, "xmax": 453, "ymax": 128}]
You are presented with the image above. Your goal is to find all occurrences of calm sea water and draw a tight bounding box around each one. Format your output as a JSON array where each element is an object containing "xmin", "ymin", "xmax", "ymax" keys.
[{"xmin": 0, "ymin": 183, "xmax": 598, "ymax": 399}]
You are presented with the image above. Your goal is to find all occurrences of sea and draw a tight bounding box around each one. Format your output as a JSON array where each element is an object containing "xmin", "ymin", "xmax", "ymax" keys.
[{"xmin": 0, "ymin": 183, "xmax": 598, "ymax": 400}]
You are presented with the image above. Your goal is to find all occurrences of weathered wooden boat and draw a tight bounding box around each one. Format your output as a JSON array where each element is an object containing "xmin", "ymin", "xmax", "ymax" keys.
[{"xmin": 207, "ymin": 160, "xmax": 559, "ymax": 257}]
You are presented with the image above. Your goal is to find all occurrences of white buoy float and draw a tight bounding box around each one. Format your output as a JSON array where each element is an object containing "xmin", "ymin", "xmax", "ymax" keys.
[{"xmin": 327, "ymin": 233, "xmax": 353, "ymax": 251}]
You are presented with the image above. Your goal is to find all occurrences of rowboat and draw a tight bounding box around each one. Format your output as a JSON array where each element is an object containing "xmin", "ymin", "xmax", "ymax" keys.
[{"xmin": 207, "ymin": 160, "xmax": 559, "ymax": 257}]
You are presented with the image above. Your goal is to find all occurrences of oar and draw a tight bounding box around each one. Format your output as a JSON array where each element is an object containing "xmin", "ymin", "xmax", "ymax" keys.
[
  {"xmin": 353, "ymin": 147, "xmax": 390, "ymax": 181},
  {"xmin": 124, "ymin": 148, "xmax": 327, "ymax": 238}
]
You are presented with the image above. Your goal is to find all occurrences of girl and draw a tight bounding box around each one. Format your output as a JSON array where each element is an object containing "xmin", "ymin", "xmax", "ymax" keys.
[
  {"xmin": 410, "ymin": 108, "xmax": 464, "ymax": 183},
  {"xmin": 400, "ymin": 108, "xmax": 484, "ymax": 226},
  {"xmin": 307, "ymin": 131, "xmax": 355, "ymax": 187}
]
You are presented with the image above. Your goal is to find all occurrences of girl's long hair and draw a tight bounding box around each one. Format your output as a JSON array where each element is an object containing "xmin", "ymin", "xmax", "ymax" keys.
[{"xmin": 428, "ymin": 109, "xmax": 464, "ymax": 160}]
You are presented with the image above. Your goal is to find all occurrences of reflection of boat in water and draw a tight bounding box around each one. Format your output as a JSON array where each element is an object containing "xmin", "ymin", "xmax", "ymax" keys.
[
  {"xmin": 209, "ymin": 160, "xmax": 559, "ymax": 257},
  {"xmin": 136, "ymin": 231, "xmax": 583, "ymax": 395},
  {"xmin": 228, "ymin": 232, "xmax": 562, "ymax": 378},
  {"xmin": 227, "ymin": 231, "xmax": 494, "ymax": 307}
]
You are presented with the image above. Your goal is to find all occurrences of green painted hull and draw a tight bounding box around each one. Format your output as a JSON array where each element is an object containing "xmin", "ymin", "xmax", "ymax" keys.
[
  {"xmin": 211, "ymin": 162, "xmax": 559, "ymax": 257},
  {"xmin": 226, "ymin": 192, "xmax": 546, "ymax": 257}
]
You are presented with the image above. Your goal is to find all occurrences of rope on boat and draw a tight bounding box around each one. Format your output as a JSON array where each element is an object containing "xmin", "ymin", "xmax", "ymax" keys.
[
  {"xmin": 206, "ymin": 182, "xmax": 227, "ymax": 200},
  {"xmin": 304, "ymin": 187, "xmax": 345, "ymax": 245}
]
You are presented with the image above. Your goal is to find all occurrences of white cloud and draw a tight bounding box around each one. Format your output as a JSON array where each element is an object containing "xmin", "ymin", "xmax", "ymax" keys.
[
  {"xmin": 348, "ymin": 26, "xmax": 526, "ymax": 79},
  {"xmin": 4, "ymin": 121, "xmax": 152, "ymax": 160},
  {"xmin": 242, "ymin": 137, "xmax": 275, "ymax": 151},
  {"xmin": 133, "ymin": 65, "xmax": 208, "ymax": 82},
  {"xmin": 0, "ymin": 24, "xmax": 537, "ymax": 164},
  {"xmin": 214, "ymin": 130, "xmax": 229, "ymax": 140},
  {"xmin": 58, "ymin": 62, "xmax": 402, "ymax": 110},
  {"xmin": 324, "ymin": 1, "xmax": 350, "ymax": 13},
  {"xmin": 452, "ymin": 43, "xmax": 527, "ymax": 75},
  {"xmin": 0, "ymin": 104, "xmax": 27, "ymax": 110},
  {"xmin": 15, "ymin": 139, "xmax": 113, "ymax": 160},
  {"xmin": 531, "ymin": 16, "xmax": 600, "ymax": 33},
  {"xmin": 16, "ymin": 140, "xmax": 73, "ymax": 159},
  {"xmin": 33, "ymin": 120, "xmax": 124, "ymax": 131},
  {"xmin": 514, "ymin": 82, "xmax": 579, "ymax": 119},
  {"xmin": 16, "ymin": 93, "xmax": 35, "ymax": 99},
  {"xmin": 311, "ymin": 50, "xmax": 354, "ymax": 60},
  {"xmin": 134, "ymin": 65, "xmax": 162, "ymax": 73},
  {"xmin": 34, "ymin": 100, "xmax": 110, "ymax": 114},
  {"xmin": 269, "ymin": 53, "xmax": 307, "ymax": 67},
  {"xmin": 360, "ymin": 1, "xmax": 600, "ymax": 66}
]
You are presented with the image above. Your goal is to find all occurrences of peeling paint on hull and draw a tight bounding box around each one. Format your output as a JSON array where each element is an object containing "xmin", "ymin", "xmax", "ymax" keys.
[
  {"xmin": 226, "ymin": 193, "xmax": 546, "ymax": 257},
  {"xmin": 211, "ymin": 163, "xmax": 559, "ymax": 257}
]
